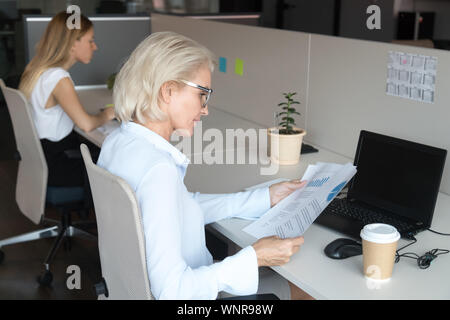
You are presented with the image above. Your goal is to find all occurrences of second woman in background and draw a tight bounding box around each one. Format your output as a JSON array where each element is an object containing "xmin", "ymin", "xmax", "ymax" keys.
[{"xmin": 19, "ymin": 11, "xmax": 115, "ymax": 187}]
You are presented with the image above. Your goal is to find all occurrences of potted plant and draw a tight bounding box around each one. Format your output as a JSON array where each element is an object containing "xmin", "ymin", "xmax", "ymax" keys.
[
  {"xmin": 268, "ymin": 92, "xmax": 306, "ymax": 165},
  {"xmin": 106, "ymin": 73, "xmax": 117, "ymax": 90}
]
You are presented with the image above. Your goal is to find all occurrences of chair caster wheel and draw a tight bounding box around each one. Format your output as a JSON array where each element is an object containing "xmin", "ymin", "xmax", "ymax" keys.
[{"xmin": 37, "ymin": 270, "xmax": 53, "ymax": 286}]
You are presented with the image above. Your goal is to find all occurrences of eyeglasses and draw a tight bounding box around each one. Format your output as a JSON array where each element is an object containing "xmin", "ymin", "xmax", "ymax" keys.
[{"xmin": 180, "ymin": 80, "xmax": 213, "ymax": 108}]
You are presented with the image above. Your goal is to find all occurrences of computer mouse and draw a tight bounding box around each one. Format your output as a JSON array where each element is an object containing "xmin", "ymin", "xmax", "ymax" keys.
[{"xmin": 324, "ymin": 238, "xmax": 362, "ymax": 259}]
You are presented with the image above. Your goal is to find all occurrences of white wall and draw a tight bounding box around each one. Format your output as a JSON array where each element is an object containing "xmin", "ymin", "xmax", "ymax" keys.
[
  {"xmin": 152, "ymin": 13, "xmax": 450, "ymax": 195},
  {"xmin": 152, "ymin": 13, "xmax": 310, "ymax": 131},
  {"xmin": 307, "ymin": 34, "xmax": 450, "ymax": 194}
]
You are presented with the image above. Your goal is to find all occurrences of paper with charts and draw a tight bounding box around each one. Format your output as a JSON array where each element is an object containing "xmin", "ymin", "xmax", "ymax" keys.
[{"xmin": 243, "ymin": 162, "xmax": 357, "ymax": 239}]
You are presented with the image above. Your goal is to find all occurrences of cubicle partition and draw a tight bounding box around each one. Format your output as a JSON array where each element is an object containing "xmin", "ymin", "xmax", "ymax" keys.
[
  {"xmin": 158, "ymin": 12, "xmax": 262, "ymax": 27},
  {"xmin": 24, "ymin": 15, "xmax": 151, "ymax": 86},
  {"xmin": 151, "ymin": 13, "xmax": 309, "ymax": 130},
  {"xmin": 307, "ymin": 34, "xmax": 450, "ymax": 195},
  {"xmin": 152, "ymin": 13, "xmax": 450, "ymax": 195}
]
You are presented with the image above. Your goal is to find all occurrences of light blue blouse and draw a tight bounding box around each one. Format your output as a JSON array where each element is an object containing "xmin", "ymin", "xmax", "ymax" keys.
[{"xmin": 97, "ymin": 122, "xmax": 271, "ymax": 299}]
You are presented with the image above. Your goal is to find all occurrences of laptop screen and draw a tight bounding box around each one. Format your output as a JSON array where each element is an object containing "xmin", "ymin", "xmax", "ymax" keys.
[{"xmin": 348, "ymin": 130, "xmax": 447, "ymax": 228}]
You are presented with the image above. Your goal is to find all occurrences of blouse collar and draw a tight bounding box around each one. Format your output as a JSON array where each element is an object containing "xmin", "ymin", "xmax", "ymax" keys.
[{"xmin": 121, "ymin": 121, "xmax": 190, "ymax": 169}]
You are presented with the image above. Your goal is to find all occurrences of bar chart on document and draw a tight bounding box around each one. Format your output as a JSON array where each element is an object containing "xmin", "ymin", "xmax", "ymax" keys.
[{"xmin": 243, "ymin": 163, "xmax": 357, "ymax": 239}]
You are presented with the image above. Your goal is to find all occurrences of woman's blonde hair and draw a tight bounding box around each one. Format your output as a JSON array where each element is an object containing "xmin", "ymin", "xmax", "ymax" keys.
[
  {"xmin": 113, "ymin": 31, "xmax": 216, "ymax": 123},
  {"xmin": 19, "ymin": 11, "xmax": 93, "ymax": 98}
]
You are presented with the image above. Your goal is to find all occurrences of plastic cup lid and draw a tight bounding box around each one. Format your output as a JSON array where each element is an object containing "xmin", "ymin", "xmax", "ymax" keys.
[{"xmin": 360, "ymin": 223, "xmax": 400, "ymax": 244}]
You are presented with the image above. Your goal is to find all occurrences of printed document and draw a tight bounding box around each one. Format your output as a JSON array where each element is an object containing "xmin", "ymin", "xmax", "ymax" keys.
[{"xmin": 243, "ymin": 162, "xmax": 357, "ymax": 239}]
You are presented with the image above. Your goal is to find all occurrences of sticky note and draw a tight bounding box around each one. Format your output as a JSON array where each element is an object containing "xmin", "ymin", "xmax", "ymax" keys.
[
  {"xmin": 219, "ymin": 57, "xmax": 227, "ymax": 73},
  {"xmin": 235, "ymin": 58, "xmax": 244, "ymax": 76}
]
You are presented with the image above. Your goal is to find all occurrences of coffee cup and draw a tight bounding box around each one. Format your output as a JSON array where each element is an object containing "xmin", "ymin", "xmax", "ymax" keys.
[{"xmin": 360, "ymin": 223, "xmax": 400, "ymax": 281}]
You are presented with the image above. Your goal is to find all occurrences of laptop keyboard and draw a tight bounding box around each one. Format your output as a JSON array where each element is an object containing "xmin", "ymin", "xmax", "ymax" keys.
[{"xmin": 323, "ymin": 198, "xmax": 415, "ymax": 234}]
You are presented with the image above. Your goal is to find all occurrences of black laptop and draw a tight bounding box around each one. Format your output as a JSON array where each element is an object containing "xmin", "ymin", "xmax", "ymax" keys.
[{"xmin": 314, "ymin": 130, "xmax": 447, "ymax": 239}]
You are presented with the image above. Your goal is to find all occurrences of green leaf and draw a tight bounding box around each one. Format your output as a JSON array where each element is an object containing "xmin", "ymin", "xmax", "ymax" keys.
[{"xmin": 278, "ymin": 92, "xmax": 301, "ymax": 120}]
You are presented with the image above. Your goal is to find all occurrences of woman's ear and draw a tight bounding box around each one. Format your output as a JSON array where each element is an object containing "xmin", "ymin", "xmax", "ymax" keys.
[
  {"xmin": 69, "ymin": 41, "xmax": 77, "ymax": 56},
  {"xmin": 159, "ymin": 81, "xmax": 176, "ymax": 105}
]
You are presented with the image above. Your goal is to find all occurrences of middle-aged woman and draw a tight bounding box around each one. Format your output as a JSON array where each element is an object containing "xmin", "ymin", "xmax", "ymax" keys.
[
  {"xmin": 19, "ymin": 11, "xmax": 115, "ymax": 187},
  {"xmin": 98, "ymin": 31, "xmax": 313, "ymax": 300}
]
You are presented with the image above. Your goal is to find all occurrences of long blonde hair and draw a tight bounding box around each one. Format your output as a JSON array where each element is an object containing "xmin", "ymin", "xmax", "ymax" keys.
[{"xmin": 19, "ymin": 11, "xmax": 93, "ymax": 98}]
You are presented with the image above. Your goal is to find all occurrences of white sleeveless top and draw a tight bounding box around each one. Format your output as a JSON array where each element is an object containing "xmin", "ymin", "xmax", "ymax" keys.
[{"xmin": 30, "ymin": 67, "xmax": 75, "ymax": 142}]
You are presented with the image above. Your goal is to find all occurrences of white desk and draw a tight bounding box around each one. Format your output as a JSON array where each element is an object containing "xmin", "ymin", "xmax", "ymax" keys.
[
  {"xmin": 77, "ymin": 88, "xmax": 450, "ymax": 300},
  {"xmin": 76, "ymin": 88, "xmax": 116, "ymax": 147},
  {"xmin": 185, "ymin": 149, "xmax": 450, "ymax": 300}
]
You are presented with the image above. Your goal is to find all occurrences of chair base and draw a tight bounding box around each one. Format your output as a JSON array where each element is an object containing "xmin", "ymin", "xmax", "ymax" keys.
[
  {"xmin": 0, "ymin": 226, "xmax": 59, "ymax": 248},
  {"xmin": 0, "ymin": 221, "xmax": 96, "ymax": 287},
  {"xmin": 0, "ymin": 225, "xmax": 96, "ymax": 251}
]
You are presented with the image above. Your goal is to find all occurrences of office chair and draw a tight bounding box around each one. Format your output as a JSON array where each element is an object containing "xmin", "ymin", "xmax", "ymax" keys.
[
  {"xmin": 81, "ymin": 144, "xmax": 278, "ymax": 300},
  {"xmin": 0, "ymin": 79, "xmax": 96, "ymax": 286},
  {"xmin": 80, "ymin": 143, "xmax": 153, "ymax": 299}
]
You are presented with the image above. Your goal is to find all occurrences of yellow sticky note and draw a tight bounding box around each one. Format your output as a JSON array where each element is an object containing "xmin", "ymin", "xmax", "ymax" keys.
[{"xmin": 235, "ymin": 58, "xmax": 244, "ymax": 76}]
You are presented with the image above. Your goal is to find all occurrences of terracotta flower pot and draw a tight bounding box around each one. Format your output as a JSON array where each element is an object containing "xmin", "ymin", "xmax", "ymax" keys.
[{"xmin": 267, "ymin": 127, "xmax": 306, "ymax": 165}]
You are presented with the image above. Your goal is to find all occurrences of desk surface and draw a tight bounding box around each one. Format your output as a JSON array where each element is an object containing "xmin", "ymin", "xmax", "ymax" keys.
[
  {"xmin": 185, "ymin": 147, "xmax": 450, "ymax": 300},
  {"xmin": 77, "ymin": 88, "xmax": 450, "ymax": 300}
]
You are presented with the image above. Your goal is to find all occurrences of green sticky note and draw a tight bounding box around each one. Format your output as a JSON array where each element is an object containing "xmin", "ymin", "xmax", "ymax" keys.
[{"xmin": 235, "ymin": 58, "xmax": 244, "ymax": 76}]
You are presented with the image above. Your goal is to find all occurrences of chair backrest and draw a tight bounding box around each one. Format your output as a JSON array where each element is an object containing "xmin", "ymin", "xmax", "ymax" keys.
[
  {"xmin": 80, "ymin": 144, "xmax": 153, "ymax": 300},
  {"xmin": 0, "ymin": 79, "xmax": 47, "ymax": 225}
]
